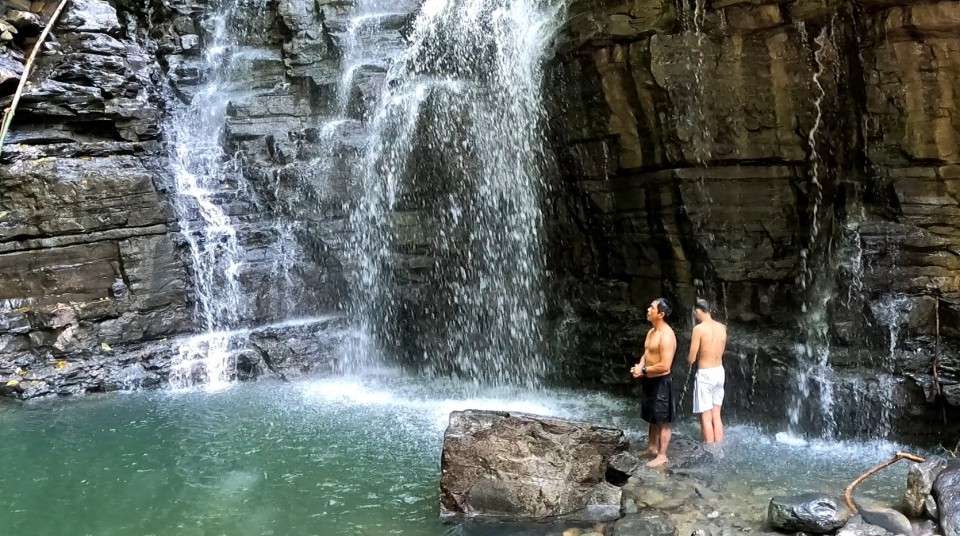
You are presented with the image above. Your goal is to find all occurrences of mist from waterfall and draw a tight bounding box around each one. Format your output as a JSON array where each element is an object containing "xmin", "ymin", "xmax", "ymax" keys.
[{"xmin": 343, "ymin": 0, "xmax": 564, "ymax": 386}]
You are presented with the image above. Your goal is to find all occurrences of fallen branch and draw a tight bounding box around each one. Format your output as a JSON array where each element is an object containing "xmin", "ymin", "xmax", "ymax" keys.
[
  {"xmin": 844, "ymin": 452, "xmax": 926, "ymax": 513},
  {"xmin": 0, "ymin": 0, "xmax": 71, "ymax": 155}
]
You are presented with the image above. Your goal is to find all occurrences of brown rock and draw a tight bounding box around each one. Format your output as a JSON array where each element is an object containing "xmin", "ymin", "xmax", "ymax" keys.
[{"xmin": 440, "ymin": 410, "xmax": 627, "ymax": 520}]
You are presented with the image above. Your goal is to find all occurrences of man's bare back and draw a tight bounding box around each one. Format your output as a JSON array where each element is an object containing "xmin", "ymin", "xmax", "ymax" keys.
[{"xmin": 691, "ymin": 320, "xmax": 726, "ymax": 369}]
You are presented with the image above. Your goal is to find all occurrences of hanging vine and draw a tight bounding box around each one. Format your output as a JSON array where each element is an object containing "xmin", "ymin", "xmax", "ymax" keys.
[{"xmin": 0, "ymin": 0, "xmax": 71, "ymax": 155}]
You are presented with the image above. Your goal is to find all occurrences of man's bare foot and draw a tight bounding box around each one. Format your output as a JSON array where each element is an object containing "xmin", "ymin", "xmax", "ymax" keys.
[
  {"xmin": 640, "ymin": 447, "xmax": 658, "ymax": 458},
  {"xmin": 645, "ymin": 455, "xmax": 668, "ymax": 468}
]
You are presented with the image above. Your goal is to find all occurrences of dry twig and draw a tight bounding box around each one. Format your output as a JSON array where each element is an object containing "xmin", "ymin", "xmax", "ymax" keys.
[
  {"xmin": 0, "ymin": 0, "xmax": 71, "ymax": 154},
  {"xmin": 844, "ymin": 452, "xmax": 926, "ymax": 514}
]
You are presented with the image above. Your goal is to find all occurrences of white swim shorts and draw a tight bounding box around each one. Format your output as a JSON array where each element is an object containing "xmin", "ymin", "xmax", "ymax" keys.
[{"xmin": 693, "ymin": 365, "xmax": 725, "ymax": 414}]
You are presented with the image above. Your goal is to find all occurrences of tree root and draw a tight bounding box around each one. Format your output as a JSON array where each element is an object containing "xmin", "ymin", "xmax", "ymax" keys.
[
  {"xmin": 844, "ymin": 452, "xmax": 926, "ymax": 514},
  {"xmin": 0, "ymin": 0, "xmax": 71, "ymax": 154}
]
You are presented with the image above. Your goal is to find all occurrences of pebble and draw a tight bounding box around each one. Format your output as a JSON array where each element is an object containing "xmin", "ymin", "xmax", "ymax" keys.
[
  {"xmin": 1, "ymin": 31, "xmax": 13, "ymax": 41},
  {"xmin": 708, "ymin": 510, "xmax": 720, "ymax": 519}
]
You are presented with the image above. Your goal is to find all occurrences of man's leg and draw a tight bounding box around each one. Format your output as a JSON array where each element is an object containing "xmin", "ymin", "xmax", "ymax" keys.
[
  {"xmin": 700, "ymin": 411, "xmax": 715, "ymax": 443},
  {"xmin": 712, "ymin": 406, "xmax": 724, "ymax": 442},
  {"xmin": 643, "ymin": 423, "xmax": 660, "ymax": 456},
  {"xmin": 647, "ymin": 424, "xmax": 671, "ymax": 467}
]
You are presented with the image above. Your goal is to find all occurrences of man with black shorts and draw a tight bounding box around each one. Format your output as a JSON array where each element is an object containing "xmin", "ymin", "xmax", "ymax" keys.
[{"xmin": 630, "ymin": 298, "xmax": 677, "ymax": 467}]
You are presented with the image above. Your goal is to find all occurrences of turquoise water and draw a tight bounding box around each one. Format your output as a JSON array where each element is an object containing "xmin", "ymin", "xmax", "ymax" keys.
[{"xmin": 0, "ymin": 375, "xmax": 916, "ymax": 535}]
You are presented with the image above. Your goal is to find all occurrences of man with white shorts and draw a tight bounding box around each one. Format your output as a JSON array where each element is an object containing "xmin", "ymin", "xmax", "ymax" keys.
[{"xmin": 687, "ymin": 299, "xmax": 727, "ymax": 443}]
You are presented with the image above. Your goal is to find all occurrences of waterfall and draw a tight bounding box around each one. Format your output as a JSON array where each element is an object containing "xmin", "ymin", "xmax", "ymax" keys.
[
  {"xmin": 787, "ymin": 23, "xmax": 837, "ymax": 438},
  {"xmin": 165, "ymin": 0, "xmax": 265, "ymax": 389},
  {"xmin": 688, "ymin": 0, "xmax": 710, "ymax": 165},
  {"xmin": 871, "ymin": 295, "xmax": 911, "ymax": 437},
  {"xmin": 342, "ymin": 0, "xmax": 563, "ymax": 385}
]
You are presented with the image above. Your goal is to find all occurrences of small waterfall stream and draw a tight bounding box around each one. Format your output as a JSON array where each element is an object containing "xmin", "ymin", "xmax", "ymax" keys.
[
  {"xmin": 166, "ymin": 0, "xmax": 264, "ymax": 389},
  {"xmin": 872, "ymin": 295, "xmax": 911, "ymax": 437},
  {"xmin": 787, "ymin": 22, "xmax": 838, "ymax": 439}
]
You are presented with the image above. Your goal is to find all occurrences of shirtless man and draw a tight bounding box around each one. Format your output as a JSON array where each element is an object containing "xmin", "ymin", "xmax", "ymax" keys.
[
  {"xmin": 630, "ymin": 298, "xmax": 677, "ymax": 468},
  {"xmin": 687, "ymin": 299, "xmax": 727, "ymax": 443}
]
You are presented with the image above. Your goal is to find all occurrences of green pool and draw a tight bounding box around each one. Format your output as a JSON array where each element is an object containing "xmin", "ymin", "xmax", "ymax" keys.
[{"xmin": 0, "ymin": 375, "xmax": 914, "ymax": 535}]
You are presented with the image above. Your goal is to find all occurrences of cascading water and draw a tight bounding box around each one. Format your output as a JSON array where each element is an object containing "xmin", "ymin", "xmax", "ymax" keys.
[
  {"xmin": 871, "ymin": 295, "xmax": 911, "ymax": 437},
  {"xmin": 688, "ymin": 0, "xmax": 710, "ymax": 165},
  {"xmin": 840, "ymin": 205, "xmax": 866, "ymax": 309},
  {"xmin": 786, "ymin": 23, "xmax": 837, "ymax": 438},
  {"xmin": 166, "ymin": 0, "xmax": 263, "ymax": 389},
  {"xmin": 344, "ymin": 0, "xmax": 563, "ymax": 386}
]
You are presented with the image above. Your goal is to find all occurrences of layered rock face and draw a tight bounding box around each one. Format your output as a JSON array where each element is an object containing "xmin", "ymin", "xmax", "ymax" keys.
[
  {"xmin": 0, "ymin": 0, "xmax": 956, "ymax": 443},
  {"xmin": 0, "ymin": 0, "xmax": 190, "ymax": 396},
  {"xmin": 547, "ymin": 0, "xmax": 960, "ymax": 440},
  {"xmin": 0, "ymin": 0, "xmax": 349, "ymax": 397}
]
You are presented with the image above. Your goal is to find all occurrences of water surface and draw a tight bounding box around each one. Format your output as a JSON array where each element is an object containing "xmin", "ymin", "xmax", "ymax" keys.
[{"xmin": 0, "ymin": 375, "xmax": 915, "ymax": 535}]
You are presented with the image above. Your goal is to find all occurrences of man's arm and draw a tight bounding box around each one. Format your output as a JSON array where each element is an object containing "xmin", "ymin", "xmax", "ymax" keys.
[
  {"xmin": 645, "ymin": 330, "xmax": 677, "ymax": 375},
  {"xmin": 687, "ymin": 325, "xmax": 701, "ymax": 366}
]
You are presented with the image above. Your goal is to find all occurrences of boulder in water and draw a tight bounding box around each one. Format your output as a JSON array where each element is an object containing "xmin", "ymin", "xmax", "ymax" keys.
[
  {"xmin": 440, "ymin": 410, "xmax": 628, "ymax": 521},
  {"xmin": 933, "ymin": 466, "xmax": 960, "ymax": 536},
  {"xmin": 767, "ymin": 493, "xmax": 852, "ymax": 533},
  {"xmin": 906, "ymin": 456, "xmax": 951, "ymax": 518},
  {"xmin": 837, "ymin": 515, "xmax": 896, "ymax": 536}
]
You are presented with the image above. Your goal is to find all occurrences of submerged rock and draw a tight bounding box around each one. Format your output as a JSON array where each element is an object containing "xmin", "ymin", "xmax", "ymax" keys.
[
  {"xmin": 439, "ymin": 410, "xmax": 628, "ymax": 521},
  {"xmin": 855, "ymin": 499, "xmax": 913, "ymax": 536},
  {"xmin": 837, "ymin": 515, "xmax": 896, "ymax": 536},
  {"xmin": 767, "ymin": 494, "xmax": 852, "ymax": 533},
  {"xmin": 611, "ymin": 508, "xmax": 678, "ymax": 536}
]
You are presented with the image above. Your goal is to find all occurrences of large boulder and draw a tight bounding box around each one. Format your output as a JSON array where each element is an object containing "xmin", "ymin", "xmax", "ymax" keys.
[
  {"xmin": 934, "ymin": 466, "xmax": 960, "ymax": 536},
  {"xmin": 767, "ymin": 493, "xmax": 852, "ymax": 533},
  {"xmin": 440, "ymin": 410, "xmax": 628, "ymax": 521}
]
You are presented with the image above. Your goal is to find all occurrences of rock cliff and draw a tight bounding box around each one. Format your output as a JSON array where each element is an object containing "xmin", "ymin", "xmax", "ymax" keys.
[
  {"xmin": 547, "ymin": 0, "xmax": 960, "ymax": 440},
  {"xmin": 0, "ymin": 0, "xmax": 189, "ymax": 396},
  {"xmin": 0, "ymin": 0, "xmax": 956, "ymax": 442}
]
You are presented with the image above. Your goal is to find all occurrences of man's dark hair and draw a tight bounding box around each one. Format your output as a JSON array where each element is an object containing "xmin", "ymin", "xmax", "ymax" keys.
[
  {"xmin": 695, "ymin": 299, "xmax": 711, "ymax": 314},
  {"xmin": 655, "ymin": 298, "xmax": 672, "ymax": 317}
]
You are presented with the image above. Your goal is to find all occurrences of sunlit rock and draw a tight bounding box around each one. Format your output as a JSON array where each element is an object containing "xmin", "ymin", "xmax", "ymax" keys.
[{"xmin": 906, "ymin": 456, "xmax": 951, "ymax": 518}]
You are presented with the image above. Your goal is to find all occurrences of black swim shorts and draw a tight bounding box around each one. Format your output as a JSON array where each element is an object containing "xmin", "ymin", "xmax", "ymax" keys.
[{"xmin": 640, "ymin": 375, "xmax": 675, "ymax": 424}]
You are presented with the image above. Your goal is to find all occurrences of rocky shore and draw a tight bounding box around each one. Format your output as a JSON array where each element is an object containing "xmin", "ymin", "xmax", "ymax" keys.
[{"xmin": 440, "ymin": 411, "xmax": 958, "ymax": 536}]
